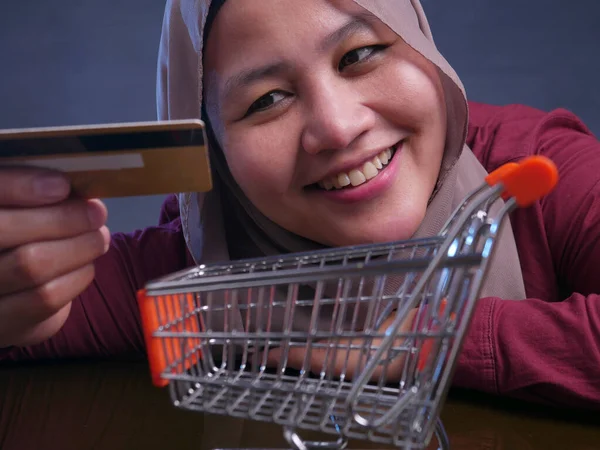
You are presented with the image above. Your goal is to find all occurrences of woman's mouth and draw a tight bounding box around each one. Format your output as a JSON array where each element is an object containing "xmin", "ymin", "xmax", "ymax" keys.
[{"xmin": 314, "ymin": 146, "xmax": 398, "ymax": 191}]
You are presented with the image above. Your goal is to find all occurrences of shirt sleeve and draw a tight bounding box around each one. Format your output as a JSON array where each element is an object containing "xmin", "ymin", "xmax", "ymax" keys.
[
  {"xmin": 453, "ymin": 110, "xmax": 600, "ymax": 410},
  {"xmin": 0, "ymin": 195, "xmax": 193, "ymax": 362}
]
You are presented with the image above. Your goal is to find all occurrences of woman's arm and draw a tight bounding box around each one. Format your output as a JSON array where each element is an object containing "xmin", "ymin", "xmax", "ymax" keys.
[
  {"xmin": 1, "ymin": 196, "xmax": 193, "ymax": 362},
  {"xmin": 454, "ymin": 294, "xmax": 600, "ymax": 409},
  {"xmin": 454, "ymin": 109, "xmax": 600, "ymax": 409}
]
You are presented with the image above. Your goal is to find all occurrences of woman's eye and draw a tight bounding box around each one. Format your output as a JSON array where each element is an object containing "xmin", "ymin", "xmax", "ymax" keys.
[
  {"xmin": 246, "ymin": 90, "xmax": 289, "ymax": 116},
  {"xmin": 338, "ymin": 45, "xmax": 385, "ymax": 71}
]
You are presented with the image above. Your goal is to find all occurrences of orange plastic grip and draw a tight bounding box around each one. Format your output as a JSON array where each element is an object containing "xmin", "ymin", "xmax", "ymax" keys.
[
  {"xmin": 485, "ymin": 162, "xmax": 519, "ymax": 186},
  {"xmin": 137, "ymin": 289, "xmax": 203, "ymax": 388},
  {"xmin": 486, "ymin": 156, "xmax": 558, "ymax": 207}
]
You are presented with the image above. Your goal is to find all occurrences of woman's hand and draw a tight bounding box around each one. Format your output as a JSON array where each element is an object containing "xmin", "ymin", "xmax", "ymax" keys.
[
  {"xmin": 268, "ymin": 308, "xmax": 419, "ymax": 381},
  {"xmin": 0, "ymin": 167, "xmax": 111, "ymax": 348}
]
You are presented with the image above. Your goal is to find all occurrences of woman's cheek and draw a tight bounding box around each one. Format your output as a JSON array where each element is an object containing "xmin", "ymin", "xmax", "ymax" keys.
[
  {"xmin": 226, "ymin": 137, "xmax": 296, "ymax": 198},
  {"xmin": 373, "ymin": 48, "xmax": 443, "ymax": 122},
  {"xmin": 394, "ymin": 68, "xmax": 441, "ymax": 119}
]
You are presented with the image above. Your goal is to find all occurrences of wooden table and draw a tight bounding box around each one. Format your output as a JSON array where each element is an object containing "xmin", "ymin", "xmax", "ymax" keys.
[{"xmin": 0, "ymin": 360, "xmax": 598, "ymax": 450}]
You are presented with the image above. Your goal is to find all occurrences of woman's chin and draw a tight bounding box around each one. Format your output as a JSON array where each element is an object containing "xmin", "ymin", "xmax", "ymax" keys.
[
  {"xmin": 278, "ymin": 207, "xmax": 427, "ymax": 249},
  {"xmin": 320, "ymin": 227, "xmax": 420, "ymax": 248}
]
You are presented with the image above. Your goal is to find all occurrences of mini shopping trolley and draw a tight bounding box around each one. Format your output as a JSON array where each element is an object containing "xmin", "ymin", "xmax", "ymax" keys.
[{"xmin": 137, "ymin": 156, "xmax": 558, "ymax": 450}]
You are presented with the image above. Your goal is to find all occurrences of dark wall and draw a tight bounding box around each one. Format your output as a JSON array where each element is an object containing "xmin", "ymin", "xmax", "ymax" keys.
[
  {"xmin": 1, "ymin": 0, "xmax": 598, "ymax": 232},
  {"xmin": 424, "ymin": 0, "xmax": 600, "ymax": 130}
]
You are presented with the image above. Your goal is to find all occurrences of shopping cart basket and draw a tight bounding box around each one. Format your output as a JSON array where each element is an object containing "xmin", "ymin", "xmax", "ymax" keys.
[{"xmin": 137, "ymin": 156, "xmax": 558, "ymax": 450}]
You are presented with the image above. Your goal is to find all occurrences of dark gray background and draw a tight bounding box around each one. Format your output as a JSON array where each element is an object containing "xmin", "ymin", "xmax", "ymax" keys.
[{"xmin": 1, "ymin": 0, "xmax": 598, "ymax": 233}]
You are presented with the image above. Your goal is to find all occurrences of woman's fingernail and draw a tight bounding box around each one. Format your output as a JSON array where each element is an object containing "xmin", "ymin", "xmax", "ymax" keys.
[
  {"xmin": 87, "ymin": 201, "xmax": 107, "ymax": 228},
  {"xmin": 100, "ymin": 225, "xmax": 111, "ymax": 252},
  {"xmin": 33, "ymin": 173, "xmax": 70, "ymax": 199}
]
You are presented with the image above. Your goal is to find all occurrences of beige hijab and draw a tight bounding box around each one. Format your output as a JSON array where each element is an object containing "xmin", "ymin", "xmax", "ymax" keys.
[{"xmin": 156, "ymin": 0, "xmax": 526, "ymax": 302}]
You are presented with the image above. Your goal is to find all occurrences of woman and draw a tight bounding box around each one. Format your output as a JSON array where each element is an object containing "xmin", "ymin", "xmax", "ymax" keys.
[{"xmin": 0, "ymin": 0, "xmax": 599, "ymax": 410}]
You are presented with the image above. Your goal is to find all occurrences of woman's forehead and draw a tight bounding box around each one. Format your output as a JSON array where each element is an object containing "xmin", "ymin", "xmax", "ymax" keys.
[
  {"xmin": 203, "ymin": 0, "xmax": 388, "ymax": 86},
  {"xmin": 206, "ymin": 0, "xmax": 382, "ymax": 51}
]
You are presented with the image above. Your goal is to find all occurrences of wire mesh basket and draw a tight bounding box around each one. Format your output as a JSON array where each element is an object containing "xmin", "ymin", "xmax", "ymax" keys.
[{"xmin": 138, "ymin": 156, "xmax": 558, "ymax": 450}]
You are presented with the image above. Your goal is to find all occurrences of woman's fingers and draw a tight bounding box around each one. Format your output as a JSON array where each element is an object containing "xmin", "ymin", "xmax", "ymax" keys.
[
  {"xmin": 0, "ymin": 263, "xmax": 97, "ymax": 347},
  {"xmin": 268, "ymin": 309, "xmax": 418, "ymax": 380},
  {"xmin": 0, "ymin": 198, "xmax": 107, "ymax": 250},
  {"xmin": 0, "ymin": 167, "xmax": 71, "ymax": 207},
  {"xmin": 5, "ymin": 302, "xmax": 73, "ymax": 348},
  {"xmin": 0, "ymin": 167, "xmax": 111, "ymax": 347},
  {"xmin": 0, "ymin": 226, "xmax": 109, "ymax": 297}
]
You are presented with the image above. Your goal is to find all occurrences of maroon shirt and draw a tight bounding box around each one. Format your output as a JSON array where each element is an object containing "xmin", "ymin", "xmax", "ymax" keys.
[{"xmin": 2, "ymin": 102, "xmax": 600, "ymax": 409}]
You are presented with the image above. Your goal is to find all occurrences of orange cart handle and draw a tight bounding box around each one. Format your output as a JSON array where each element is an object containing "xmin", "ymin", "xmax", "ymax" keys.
[
  {"xmin": 138, "ymin": 289, "xmax": 203, "ymax": 388},
  {"xmin": 486, "ymin": 156, "xmax": 558, "ymax": 207}
]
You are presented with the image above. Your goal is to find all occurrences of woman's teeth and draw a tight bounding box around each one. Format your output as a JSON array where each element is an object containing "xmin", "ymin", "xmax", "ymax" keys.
[{"xmin": 318, "ymin": 148, "xmax": 394, "ymax": 190}]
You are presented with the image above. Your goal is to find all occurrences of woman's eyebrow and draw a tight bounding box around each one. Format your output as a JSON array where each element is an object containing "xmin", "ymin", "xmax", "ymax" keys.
[
  {"xmin": 220, "ymin": 12, "xmax": 375, "ymax": 102},
  {"xmin": 222, "ymin": 61, "xmax": 290, "ymax": 103},
  {"xmin": 319, "ymin": 13, "xmax": 375, "ymax": 52}
]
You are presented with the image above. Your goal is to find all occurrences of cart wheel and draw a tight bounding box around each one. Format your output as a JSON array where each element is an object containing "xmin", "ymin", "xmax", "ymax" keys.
[
  {"xmin": 434, "ymin": 418, "xmax": 450, "ymax": 450},
  {"xmin": 283, "ymin": 427, "xmax": 348, "ymax": 450}
]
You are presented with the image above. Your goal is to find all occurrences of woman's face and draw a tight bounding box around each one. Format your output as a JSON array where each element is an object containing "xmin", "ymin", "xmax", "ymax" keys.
[{"xmin": 204, "ymin": 0, "xmax": 447, "ymax": 246}]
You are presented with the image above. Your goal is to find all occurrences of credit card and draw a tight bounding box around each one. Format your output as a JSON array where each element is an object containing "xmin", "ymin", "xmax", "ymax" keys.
[{"xmin": 0, "ymin": 119, "xmax": 212, "ymax": 198}]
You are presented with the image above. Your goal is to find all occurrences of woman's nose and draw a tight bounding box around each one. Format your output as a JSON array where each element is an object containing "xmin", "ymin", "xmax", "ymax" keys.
[{"xmin": 301, "ymin": 81, "xmax": 376, "ymax": 155}]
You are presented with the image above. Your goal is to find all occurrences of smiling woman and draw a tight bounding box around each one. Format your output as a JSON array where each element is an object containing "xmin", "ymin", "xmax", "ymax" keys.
[
  {"xmin": 187, "ymin": 0, "xmax": 526, "ymax": 306},
  {"xmin": 202, "ymin": 0, "xmax": 449, "ymax": 247},
  {"xmin": 1, "ymin": 0, "xmax": 600, "ymax": 417}
]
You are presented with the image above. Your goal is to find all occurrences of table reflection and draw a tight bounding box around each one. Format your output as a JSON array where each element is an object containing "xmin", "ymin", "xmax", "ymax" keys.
[{"xmin": 0, "ymin": 360, "xmax": 598, "ymax": 450}]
